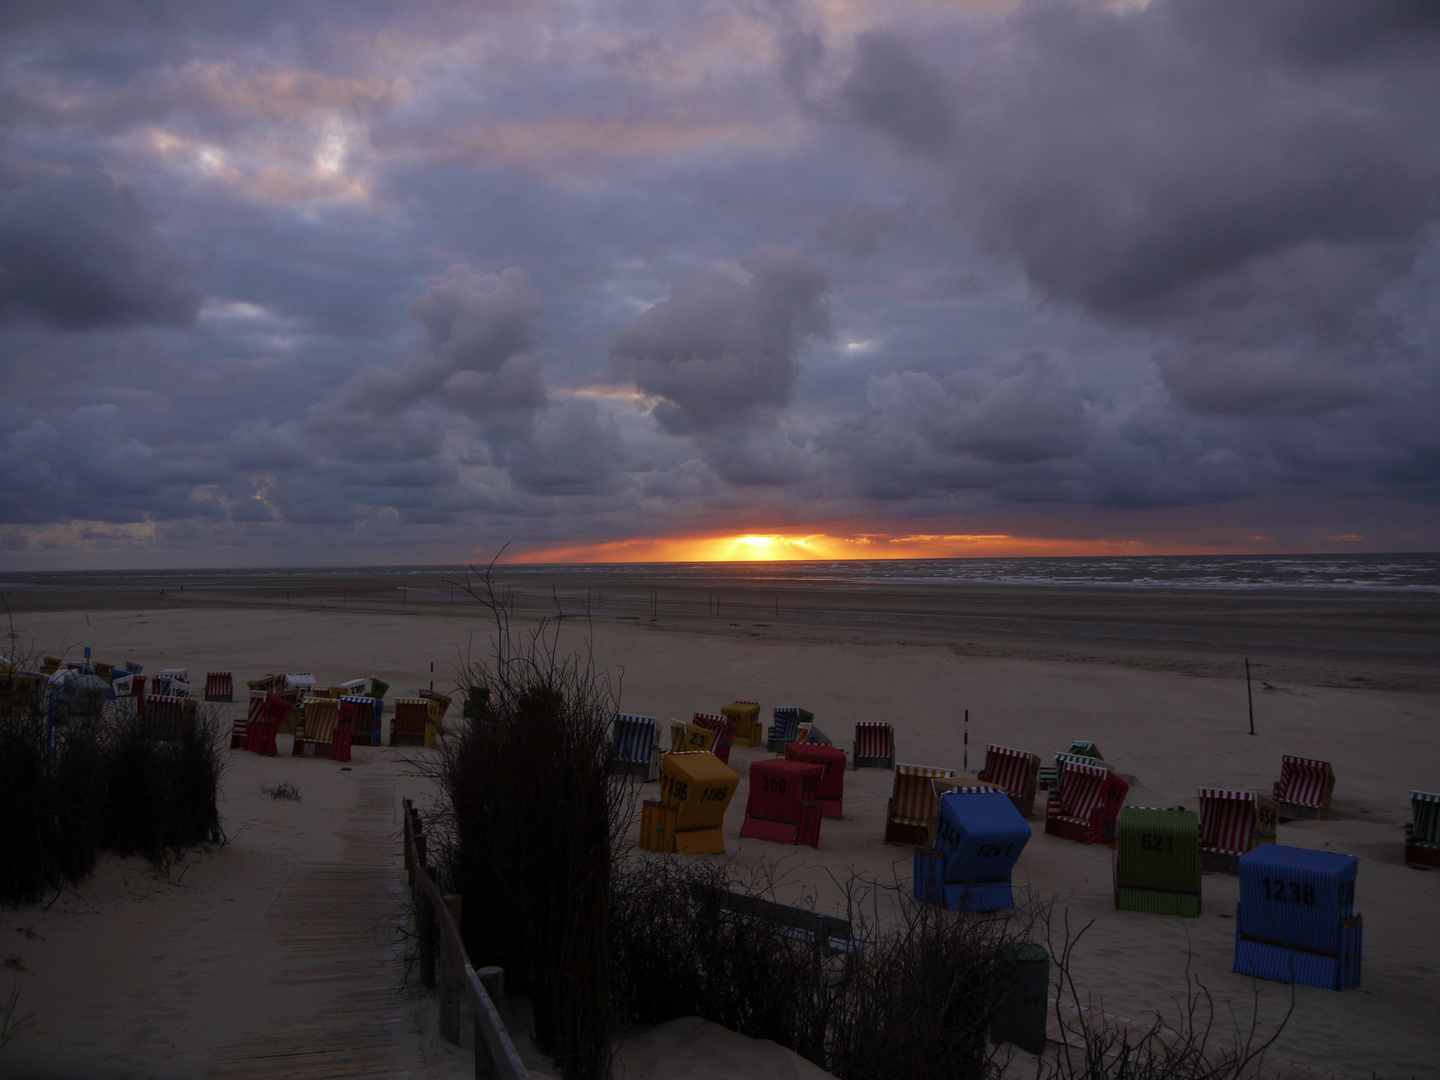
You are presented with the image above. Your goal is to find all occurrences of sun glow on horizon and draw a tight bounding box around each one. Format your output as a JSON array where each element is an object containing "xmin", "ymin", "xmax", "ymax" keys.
[{"xmin": 502, "ymin": 530, "xmax": 1180, "ymax": 564}]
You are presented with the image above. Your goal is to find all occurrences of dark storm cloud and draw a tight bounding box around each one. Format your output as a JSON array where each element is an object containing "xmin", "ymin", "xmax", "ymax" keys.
[
  {"xmin": 0, "ymin": 169, "xmax": 201, "ymax": 329},
  {"xmin": 820, "ymin": 354, "xmax": 1092, "ymax": 498},
  {"xmin": 500, "ymin": 398, "xmax": 628, "ymax": 497},
  {"xmin": 0, "ymin": 404, "xmax": 172, "ymax": 524},
  {"xmin": 312, "ymin": 264, "xmax": 546, "ymax": 449},
  {"xmin": 838, "ymin": 0, "xmax": 1440, "ymax": 418},
  {"xmin": 842, "ymin": 32, "xmax": 952, "ymax": 158},
  {"xmin": 2, "ymin": 0, "xmax": 1438, "ymax": 565},
  {"xmin": 611, "ymin": 246, "xmax": 831, "ymax": 435}
]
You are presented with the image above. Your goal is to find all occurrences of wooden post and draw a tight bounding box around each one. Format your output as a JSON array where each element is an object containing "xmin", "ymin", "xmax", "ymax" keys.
[
  {"xmin": 440, "ymin": 894, "xmax": 463, "ymax": 1044},
  {"xmin": 417, "ymin": 883, "xmax": 436, "ymax": 990},
  {"xmin": 403, "ymin": 798, "xmax": 414, "ymax": 883},
  {"xmin": 964, "ymin": 709, "xmax": 969, "ymax": 772},
  {"xmin": 413, "ymin": 815, "xmax": 436, "ymax": 989},
  {"xmin": 477, "ymin": 965, "xmax": 505, "ymax": 1010},
  {"xmin": 475, "ymin": 966, "xmax": 505, "ymax": 1080},
  {"xmin": 1245, "ymin": 658, "xmax": 1255, "ymax": 736}
]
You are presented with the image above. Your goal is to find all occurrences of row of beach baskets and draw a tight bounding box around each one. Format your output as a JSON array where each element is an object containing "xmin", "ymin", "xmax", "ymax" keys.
[
  {"xmin": 613, "ymin": 706, "xmax": 1435, "ymax": 993},
  {"xmin": 7, "ymin": 658, "xmax": 462, "ymax": 763},
  {"xmin": 233, "ymin": 673, "xmax": 455, "ymax": 760}
]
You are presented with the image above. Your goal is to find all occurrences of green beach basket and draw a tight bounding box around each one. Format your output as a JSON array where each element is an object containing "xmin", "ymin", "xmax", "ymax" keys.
[
  {"xmin": 1114, "ymin": 806, "xmax": 1201, "ymax": 917},
  {"xmin": 1069, "ymin": 740, "xmax": 1103, "ymax": 761}
]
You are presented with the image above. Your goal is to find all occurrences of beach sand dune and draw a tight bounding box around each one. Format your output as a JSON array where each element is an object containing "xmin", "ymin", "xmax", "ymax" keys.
[{"xmin": 3, "ymin": 603, "xmax": 1437, "ymax": 1079}]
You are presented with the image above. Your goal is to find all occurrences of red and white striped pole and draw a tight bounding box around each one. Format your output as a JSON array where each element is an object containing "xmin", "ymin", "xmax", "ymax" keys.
[{"xmin": 964, "ymin": 709, "xmax": 969, "ymax": 772}]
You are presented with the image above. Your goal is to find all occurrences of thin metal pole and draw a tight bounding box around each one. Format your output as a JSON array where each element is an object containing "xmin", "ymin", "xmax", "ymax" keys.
[
  {"xmin": 963, "ymin": 709, "xmax": 968, "ymax": 772},
  {"xmin": 1245, "ymin": 658, "xmax": 1255, "ymax": 736}
]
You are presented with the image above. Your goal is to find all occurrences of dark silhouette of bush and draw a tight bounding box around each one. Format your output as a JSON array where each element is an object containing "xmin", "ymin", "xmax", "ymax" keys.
[
  {"xmin": 428, "ymin": 570, "xmax": 632, "ymax": 1080},
  {"xmin": 0, "ymin": 699, "xmax": 226, "ymax": 906}
]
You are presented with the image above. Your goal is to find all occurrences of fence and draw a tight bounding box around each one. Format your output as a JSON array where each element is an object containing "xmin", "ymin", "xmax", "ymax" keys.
[{"xmin": 402, "ymin": 798, "xmax": 531, "ymax": 1080}]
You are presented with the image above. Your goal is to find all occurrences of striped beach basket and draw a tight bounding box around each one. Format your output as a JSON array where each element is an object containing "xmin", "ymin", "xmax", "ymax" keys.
[
  {"xmin": 691, "ymin": 712, "xmax": 737, "ymax": 764},
  {"xmin": 1272, "ymin": 755, "xmax": 1335, "ymax": 821},
  {"xmin": 340, "ymin": 696, "xmax": 382, "ymax": 747},
  {"xmin": 391, "ymin": 697, "xmax": 429, "ymax": 746},
  {"xmin": 295, "ymin": 697, "xmax": 348, "ymax": 759},
  {"xmin": 419, "ymin": 689, "xmax": 452, "ymax": 733},
  {"xmin": 204, "ymin": 671, "xmax": 233, "ymax": 702},
  {"xmin": 145, "ymin": 694, "xmax": 187, "ymax": 740},
  {"xmin": 1405, "ymin": 791, "xmax": 1440, "ymax": 869},
  {"xmin": 1114, "ymin": 806, "xmax": 1201, "ymax": 917},
  {"xmin": 767, "ymin": 706, "xmax": 812, "ymax": 753},
  {"xmin": 1045, "ymin": 754, "xmax": 1128, "ymax": 846},
  {"xmin": 611, "ymin": 714, "xmax": 661, "ymax": 780},
  {"xmin": 246, "ymin": 691, "xmax": 287, "ymax": 755},
  {"xmin": 1198, "ymin": 788, "xmax": 1279, "ymax": 874},
  {"xmin": 979, "ymin": 744, "xmax": 1042, "ymax": 817},
  {"xmin": 885, "ymin": 763, "xmax": 957, "ymax": 846},
  {"xmin": 853, "ymin": 721, "xmax": 894, "ymax": 769}
]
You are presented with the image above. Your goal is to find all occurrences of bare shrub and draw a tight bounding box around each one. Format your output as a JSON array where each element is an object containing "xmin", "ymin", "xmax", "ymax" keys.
[
  {"xmin": 1042, "ymin": 916, "xmax": 1294, "ymax": 1080},
  {"xmin": 261, "ymin": 781, "xmax": 302, "ymax": 801},
  {"xmin": 105, "ymin": 704, "xmax": 226, "ymax": 864},
  {"xmin": 609, "ymin": 856, "xmax": 830, "ymax": 1056},
  {"xmin": 0, "ymin": 716, "xmax": 54, "ymax": 904},
  {"xmin": 0, "ymin": 973, "xmax": 35, "ymax": 1049},
  {"xmin": 0, "ymin": 693, "xmax": 226, "ymax": 905},
  {"xmin": 827, "ymin": 894, "xmax": 1029, "ymax": 1080},
  {"xmin": 425, "ymin": 567, "xmax": 637, "ymax": 1080},
  {"xmin": 610, "ymin": 856, "xmax": 1032, "ymax": 1080}
]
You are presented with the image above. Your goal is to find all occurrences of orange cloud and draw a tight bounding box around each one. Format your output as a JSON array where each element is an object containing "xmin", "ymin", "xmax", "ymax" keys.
[{"xmin": 504, "ymin": 530, "xmax": 1163, "ymax": 563}]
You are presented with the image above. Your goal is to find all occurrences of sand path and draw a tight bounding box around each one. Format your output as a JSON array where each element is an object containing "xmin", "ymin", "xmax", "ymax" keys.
[
  {"xmin": 4, "ymin": 741, "xmax": 432, "ymax": 1080},
  {"xmin": 203, "ymin": 769, "xmax": 411, "ymax": 1080}
]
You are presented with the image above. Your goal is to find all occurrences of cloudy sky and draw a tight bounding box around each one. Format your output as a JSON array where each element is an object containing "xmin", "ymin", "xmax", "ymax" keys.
[{"xmin": 2, "ymin": 0, "xmax": 1438, "ymax": 567}]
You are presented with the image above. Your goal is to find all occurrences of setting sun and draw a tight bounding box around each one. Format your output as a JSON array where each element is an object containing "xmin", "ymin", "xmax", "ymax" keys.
[{"xmin": 502, "ymin": 529, "xmax": 1177, "ymax": 564}]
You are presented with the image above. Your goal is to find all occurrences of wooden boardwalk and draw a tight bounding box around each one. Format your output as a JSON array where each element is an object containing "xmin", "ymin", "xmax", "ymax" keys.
[{"xmin": 208, "ymin": 771, "xmax": 414, "ymax": 1079}]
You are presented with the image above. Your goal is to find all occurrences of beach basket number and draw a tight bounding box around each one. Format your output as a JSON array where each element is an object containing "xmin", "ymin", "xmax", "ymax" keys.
[
  {"xmin": 1260, "ymin": 878, "xmax": 1317, "ymax": 905},
  {"xmin": 762, "ymin": 776, "xmax": 788, "ymax": 794},
  {"xmin": 1256, "ymin": 804, "xmax": 1278, "ymax": 830},
  {"xmin": 662, "ymin": 776, "xmax": 689, "ymax": 803},
  {"xmin": 1140, "ymin": 833, "xmax": 1176, "ymax": 853}
]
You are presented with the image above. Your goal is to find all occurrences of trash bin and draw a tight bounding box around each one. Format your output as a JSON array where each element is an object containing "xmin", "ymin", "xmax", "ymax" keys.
[{"xmin": 991, "ymin": 942, "xmax": 1048, "ymax": 1055}]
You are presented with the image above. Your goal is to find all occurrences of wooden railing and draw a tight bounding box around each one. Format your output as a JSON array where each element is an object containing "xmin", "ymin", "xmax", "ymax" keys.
[{"xmin": 403, "ymin": 798, "xmax": 530, "ymax": 1080}]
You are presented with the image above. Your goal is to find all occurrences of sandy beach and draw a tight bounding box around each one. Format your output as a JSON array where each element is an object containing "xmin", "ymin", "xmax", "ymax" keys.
[{"xmin": 2, "ymin": 585, "xmax": 1437, "ymax": 1079}]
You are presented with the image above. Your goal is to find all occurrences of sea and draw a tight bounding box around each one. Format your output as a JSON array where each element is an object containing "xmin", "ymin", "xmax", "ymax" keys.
[
  {"xmin": 496, "ymin": 553, "xmax": 1440, "ymax": 593},
  {"xmin": 3, "ymin": 553, "xmax": 1439, "ymax": 593}
]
